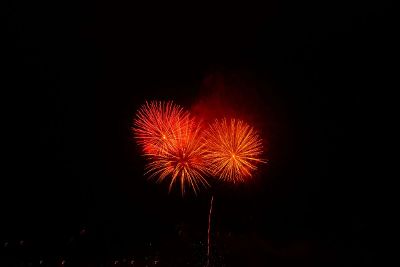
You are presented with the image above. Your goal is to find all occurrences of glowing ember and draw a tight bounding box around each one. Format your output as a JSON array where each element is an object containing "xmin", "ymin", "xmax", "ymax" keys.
[{"xmin": 204, "ymin": 118, "xmax": 265, "ymax": 183}]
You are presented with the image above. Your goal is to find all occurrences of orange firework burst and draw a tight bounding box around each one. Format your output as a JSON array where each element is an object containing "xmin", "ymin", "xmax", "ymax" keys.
[
  {"xmin": 204, "ymin": 118, "xmax": 265, "ymax": 183},
  {"xmin": 133, "ymin": 101, "xmax": 210, "ymax": 194}
]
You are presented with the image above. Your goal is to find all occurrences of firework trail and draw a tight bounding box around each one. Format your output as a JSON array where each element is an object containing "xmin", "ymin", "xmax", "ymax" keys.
[
  {"xmin": 204, "ymin": 118, "xmax": 265, "ymax": 183},
  {"xmin": 133, "ymin": 101, "xmax": 210, "ymax": 194},
  {"xmin": 206, "ymin": 195, "xmax": 214, "ymax": 267}
]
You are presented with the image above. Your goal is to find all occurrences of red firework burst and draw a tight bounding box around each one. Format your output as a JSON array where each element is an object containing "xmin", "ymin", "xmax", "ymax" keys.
[
  {"xmin": 133, "ymin": 101, "xmax": 210, "ymax": 194},
  {"xmin": 133, "ymin": 101, "xmax": 188, "ymax": 155},
  {"xmin": 204, "ymin": 118, "xmax": 265, "ymax": 183}
]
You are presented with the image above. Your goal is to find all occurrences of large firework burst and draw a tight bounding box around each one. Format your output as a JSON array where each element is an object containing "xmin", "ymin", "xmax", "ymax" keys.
[
  {"xmin": 204, "ymin": 118, "xmax": 265, "ymax": 183},
  {"xmin": 133, "ymin": 101, "xmax": 210, "ymax": 194}
]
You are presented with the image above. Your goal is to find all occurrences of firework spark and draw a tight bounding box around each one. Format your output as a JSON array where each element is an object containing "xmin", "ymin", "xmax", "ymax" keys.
[
  {"xmin": 204, "ymin": 118, "xmax": 265, "ymax": 183},
  {"xmin": 133, "ymin": 101, "xmax": 210, "ymax": 194}
]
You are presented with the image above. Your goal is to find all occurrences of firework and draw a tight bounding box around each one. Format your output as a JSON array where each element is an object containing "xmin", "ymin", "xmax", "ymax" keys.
[
  {"xmin": 133, "ymin": 101, "xmax": 188, "ymax": 155},
  {"xmin": 133, "ymin": 101, "xmax": 210, "ymax": 194},
  {"xmin": 204, "ymin": 118, "xmax": 265, "ymax": 183}
]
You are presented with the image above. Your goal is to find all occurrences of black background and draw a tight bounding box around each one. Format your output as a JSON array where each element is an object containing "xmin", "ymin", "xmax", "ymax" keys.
[{"xmin": 3, "ymin": 1, "xmax": 393, "ymax": 266}]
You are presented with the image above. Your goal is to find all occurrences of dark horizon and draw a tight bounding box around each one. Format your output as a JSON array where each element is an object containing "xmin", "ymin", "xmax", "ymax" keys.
[{"xmin": 3, "ymin": 1, "xmax": 393, "ymax": 266}]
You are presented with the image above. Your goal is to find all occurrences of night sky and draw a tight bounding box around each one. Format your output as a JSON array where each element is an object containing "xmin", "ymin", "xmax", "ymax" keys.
[{"xmin": 4, "ymin": 1, "xmax": 393, "ymax": 266}]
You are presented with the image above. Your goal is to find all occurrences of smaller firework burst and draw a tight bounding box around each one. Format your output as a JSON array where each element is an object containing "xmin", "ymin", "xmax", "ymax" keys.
[{"xmin": 204, "ymin": 118, "xmax": 265, "ymax": 183}]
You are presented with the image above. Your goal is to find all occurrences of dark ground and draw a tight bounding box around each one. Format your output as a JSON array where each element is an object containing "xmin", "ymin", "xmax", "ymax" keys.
[{"xmin": 3, "ymin": 1, "xmax": 394, "ymax": 266}]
